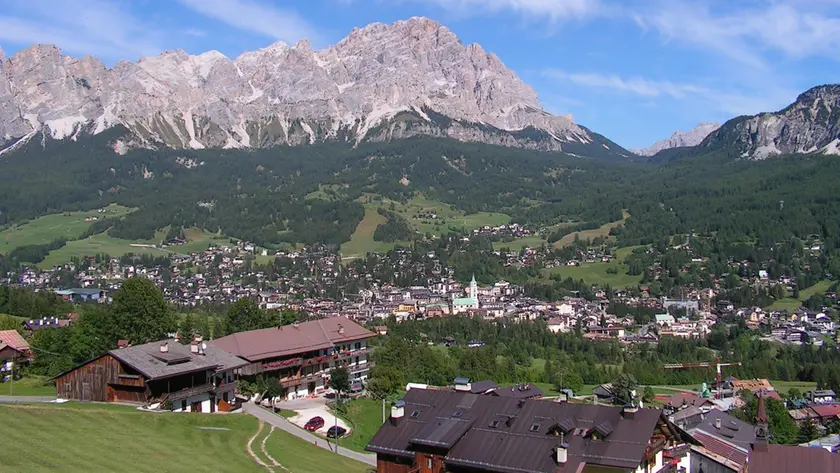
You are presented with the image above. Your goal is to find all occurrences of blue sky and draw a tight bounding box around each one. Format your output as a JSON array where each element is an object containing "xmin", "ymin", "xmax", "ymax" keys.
[{"xmin": 1, "ymin": 0, "xmax": 839, "ymax": 149}]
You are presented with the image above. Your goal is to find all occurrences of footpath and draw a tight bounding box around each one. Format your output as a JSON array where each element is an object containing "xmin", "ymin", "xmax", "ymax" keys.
[{"xmin": 242, "ymin": 402, "xmax": 376, "ymax": 466}]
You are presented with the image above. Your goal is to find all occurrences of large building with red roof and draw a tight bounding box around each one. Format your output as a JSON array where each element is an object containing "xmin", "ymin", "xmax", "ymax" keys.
[{"xmin": 211, "ymin": 316, "xmax": 375, "ymax": 400}]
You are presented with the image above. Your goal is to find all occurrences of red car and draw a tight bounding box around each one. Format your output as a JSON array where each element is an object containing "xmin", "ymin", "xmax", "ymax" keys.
[{"xmin": 304, "ymin": 416, "xmax": 325, "ymax": 431}]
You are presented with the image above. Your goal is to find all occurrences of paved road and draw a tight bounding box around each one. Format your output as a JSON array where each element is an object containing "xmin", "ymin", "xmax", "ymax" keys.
[
  {"xmin": 243, "ymin": 402, "xmax": 376, "ymax": 467},
  {"xmin": 0, "ymin": 395, "xmax": 57, "ymax": 403}
]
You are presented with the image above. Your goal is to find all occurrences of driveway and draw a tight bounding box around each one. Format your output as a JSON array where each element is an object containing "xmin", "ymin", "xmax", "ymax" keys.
[
  {"xmin": 288, "ymin": 405, "xmax": 351, "ymax": 435},
  {"xmin": 243, "ymin": 402, "xmax": 375, "ymax": 466}
]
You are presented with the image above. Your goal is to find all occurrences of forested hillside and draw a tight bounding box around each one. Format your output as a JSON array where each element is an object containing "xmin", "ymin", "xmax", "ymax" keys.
[{"xmin": 2, "ymin": 131, "xmax": 840, "ymax": 263}]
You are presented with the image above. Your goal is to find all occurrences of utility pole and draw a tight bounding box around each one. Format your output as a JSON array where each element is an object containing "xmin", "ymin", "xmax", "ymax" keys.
[{"xmin": 335, "ymin": 389, "xmax": 340, "ymax": 454}]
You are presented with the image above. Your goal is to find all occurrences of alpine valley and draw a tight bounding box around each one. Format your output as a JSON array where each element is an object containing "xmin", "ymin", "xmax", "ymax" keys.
[{"xmin": 1, "ymin": 17, "xmax": 840, "ymax": 270}]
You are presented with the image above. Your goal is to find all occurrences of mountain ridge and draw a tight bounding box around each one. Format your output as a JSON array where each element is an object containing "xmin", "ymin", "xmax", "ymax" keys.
[
  {"xmin": 633, "ymin": 122, "xmax": 720, "ymax": 156},
  {"xmin": 700, "ymin": 85, "xmax": 840, "ymax": 159},
  {"xmin": 0, "ymin": 17, "xmax": 630, "ymax": 159}
]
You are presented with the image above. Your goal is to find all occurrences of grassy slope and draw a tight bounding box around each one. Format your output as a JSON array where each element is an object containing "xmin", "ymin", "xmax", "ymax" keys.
[
  {"xmin": 38, "ymin": 228, "xmax": 231, "ymax": 269},
  {"xmin": 553, "ymin": 210, "xmax": 630, "ymax": 248},
  {"xmin": 766, "ymin": 279, "xmax": 834, "ymax": 311},
  {"xmin": 38, "ymin": 233, "xmax": 172, "ymax": 268},
  {"xmin": 0, "ymin": 403, "xmax": 368, "ymax": 473},
  {"xmin": 341, "ymin": 194, "xmax": 511, "ymax": 259},
  {"xmin": 0, "ymin": 204, "xmax": 132, "ymax": 253},
  {"xmin": 541, "ymin": 246, "xmax": 643, "ymax": 288},
  {"xmin": 2, "ymin": 375, "xmax": 56, "ymax": 397},
  {"xmin": 492, "ymin": 235, "xmax": 547, "ymax": 251},
  {"xmin": 340, "ymin": 207, "xmax": 397, "ymax": 259},
  {"xmin": 379, "ymin": 195, "xmax": 510, "ymax": 236},
  {"xmin": 335, "ymin": 398, "xmax": 385, "ymax": 453}
]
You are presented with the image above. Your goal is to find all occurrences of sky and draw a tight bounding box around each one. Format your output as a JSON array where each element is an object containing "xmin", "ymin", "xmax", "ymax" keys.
[{"xmin": 1, "ymin": 0, "xmax": 839, "ymax": 150}]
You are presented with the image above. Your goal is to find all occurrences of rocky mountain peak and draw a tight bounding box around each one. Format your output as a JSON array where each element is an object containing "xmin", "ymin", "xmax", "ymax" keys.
[
  {"xmin": 0, "ymin": 18, "xmax": 617, "ymax": 156},
  {"xmin": 633, "ymin": 122, "xmax": 721, "ymax": 157},
  {"xmin": 0, "ymin": 46, "xmax": 5, "ymax": 62},
  {"xmin": 702, "ymin": 84, "xmax": 840, "ymax": 159}
]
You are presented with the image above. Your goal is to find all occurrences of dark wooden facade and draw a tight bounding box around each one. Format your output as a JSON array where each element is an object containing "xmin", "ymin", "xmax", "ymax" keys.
[
  {"xmin": 55, "ymin": 353, "xmax": 148, "ymax": 403},
  {"xmin": 376, "ymin": 454, "xmax": 413, "ymax": 473}
]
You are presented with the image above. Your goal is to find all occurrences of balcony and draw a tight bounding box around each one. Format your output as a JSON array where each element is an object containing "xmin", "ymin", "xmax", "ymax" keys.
[
  {"xmin": 350, "ymin": 362, "xmax": 374, "ymax": 373},
  {"xmin": 213, "ymin": 380, "xmax": 238, "ymax": 396},
  {"xmin": 279, "ymin": 373, "xmax": 324, "ymax": 389},
  {"xmin": 168, "ymin": 383, "xmax": 214, "ymax": 402}
]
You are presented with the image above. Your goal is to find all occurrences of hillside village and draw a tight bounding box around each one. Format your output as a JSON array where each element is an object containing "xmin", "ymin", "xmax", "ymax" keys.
[{"xmin": 5, "ymin": 236, "xmax": 840, "ymax": 350}]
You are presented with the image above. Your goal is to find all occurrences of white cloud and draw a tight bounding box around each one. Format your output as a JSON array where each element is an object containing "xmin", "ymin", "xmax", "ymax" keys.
[
  {"xmin": 543, "ymin": 70, "xmax": 705, "ymax": 99},
  {"xmin": 412, "ymin": 0, "xmax": 603, "ymax": 22},
  {"xmin": 0, "ymin": 0, "xmax": 163, "ymax": 60},
  {"xmin": 178, "ymin": 0, "xmax": 322, "ymax": 45},
  {"xmin": 636, "ymin": 1, "xmax": 840, "ymax": 68},
  {"xmin": 184, "ymin": 28, "xmax": 207, "ymax": 38},
  {"xmin": 543, "ymin": 69, "xmax": 797, "ymax": 117}
]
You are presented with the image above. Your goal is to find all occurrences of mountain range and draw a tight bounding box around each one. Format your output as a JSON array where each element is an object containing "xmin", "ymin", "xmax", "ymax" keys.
[
  {"xmin": 0, "ymin": 17, "xmax": 629, "ymax": 159},
  {"xmin": 0, "ymin": 17, "xmax": 839, "ymax": 161}
]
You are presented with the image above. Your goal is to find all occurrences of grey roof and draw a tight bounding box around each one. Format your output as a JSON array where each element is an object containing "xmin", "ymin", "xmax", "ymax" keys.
[
  {"xmin": 109, "ymin": 339, "xmax": 247, "ymax": 381},
  {"xmin": 490, "ymin": 383, "xmax": 543, "ymax": 399},
  {"xmin": 470, "ymin": 380, "xmax": 499, "ymax": 394},
  {"xmin": 367, "ymin": 388, "xmax": 666, "ymax": 473},
  {"xmin": 677, "ymin": 410, "xmax": 756, "ymax": 450}
]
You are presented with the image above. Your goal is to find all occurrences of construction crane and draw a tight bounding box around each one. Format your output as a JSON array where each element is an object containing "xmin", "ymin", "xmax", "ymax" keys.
[{"xmin": 663, "ymin": 357, "xmax": 742, "ymax": 399}]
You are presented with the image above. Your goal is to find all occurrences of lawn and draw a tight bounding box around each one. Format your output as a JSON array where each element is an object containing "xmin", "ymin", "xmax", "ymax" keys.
[
  {"xmin": 492, "ymin": 235, "xmax": 548, "ymax": 251},
  {"xmin": 540, "ymin": 245, "xmax": 643, "ymax": 288},
  {"xmin": 553, "ymin": 210, "xmax": 629, "ymax": 247},
  {"xmin": 0, "ymin": 204, "xmax": 133, "ymax": 253},
  {"xmin": 334, "ymin": 398, "xmax": 386, "ymax": 453},
  {"xmin": 2, "ymin": 375, "xmax": 56, "ymax": 397},
  {"xmin": 0, "ymin": 403, "xmax": 368, "ymax": 473}
]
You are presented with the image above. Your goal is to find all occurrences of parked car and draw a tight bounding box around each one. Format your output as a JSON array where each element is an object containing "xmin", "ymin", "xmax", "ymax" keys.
[
  {"xmin": 304, "ymin": 416, "xmax": 325, "ymax": 431},
  {"xmin": 326, "ymin": 426, "xmax": 347, "ymax": 438}
]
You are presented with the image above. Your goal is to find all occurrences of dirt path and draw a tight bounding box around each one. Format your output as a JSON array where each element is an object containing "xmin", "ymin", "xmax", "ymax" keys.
[
  {"xmin": 260, "ymin": 426, "xmax": 291, "ymax": 472},
  {"xmin": 247, "ymin": 421, "xmax": 275, "ymax": 473}
]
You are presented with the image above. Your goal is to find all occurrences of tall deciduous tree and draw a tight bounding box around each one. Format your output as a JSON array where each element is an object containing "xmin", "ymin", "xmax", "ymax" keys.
[
  {"xmin": 111, "ymin": 277, "xmax": 176, "ymax": 344},
  {"xmin": 224, "ymin": 297, "xmax": 277, "ymax": 334},
  {"xmin": 330, "ymin": 365, "xmax": 351, "ymax": 397}
]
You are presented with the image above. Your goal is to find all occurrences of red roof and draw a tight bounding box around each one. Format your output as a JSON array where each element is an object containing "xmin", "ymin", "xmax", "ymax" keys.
[
  {"xmin": 0, "ymin": 330, "xmax": 30, "ymax": 352},
  {"xmin": 211, "ymin": 316, "xmax": 375, "ymax": 362},
  {"xmin": 746, "ymin": 444, "xmax": 840, "ymax": 472},
  {"xmin": 808, "ymin": 404, "xmax": 840, "ymax": 419},
  {"xmin": 693, "ymin": 431, "xmax": 748, "ymax": 467}
]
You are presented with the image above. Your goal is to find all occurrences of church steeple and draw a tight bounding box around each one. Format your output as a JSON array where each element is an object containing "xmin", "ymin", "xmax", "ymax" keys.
[
  {"xmin": 470, "ymin": 274, "xmax": 478, "ymax": 306},
  {"xmin": 753, "ymin": 394, "xmax": 769, "ymax": 452}
]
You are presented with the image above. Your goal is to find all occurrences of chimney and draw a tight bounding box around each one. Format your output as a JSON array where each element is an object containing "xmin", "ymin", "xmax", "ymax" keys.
[
  {"xmin": 715, "ymin": 418, "xmax": 722, "ymax": 429},
  {"xmin": 190, "ymin": 341, "xmax": 199, "ymax": 354},
  {"xmin": 390, "ymin": 400, "xmax": 405, "ymax": 425},
  {"xmin": 160, "ymin": 342, "xmax": 169, "ymax": 353},
  {"xmin": 555, "ymin": 435, "xmax": 568, "ymax": 465},
  {"xmin": 622, "ymin": 403, "xmax": 638, "ymax": 420},
  {"xmin": 199, "ymin": 342, "xmax": 207, "ymax": 356},
  {"xmin": 338, "ymin": 324, "xmax": 345, "ymax": 335}
]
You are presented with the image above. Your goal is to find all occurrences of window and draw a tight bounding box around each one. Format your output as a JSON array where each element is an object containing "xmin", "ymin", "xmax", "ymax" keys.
[
  {"xmin": 529, "ymin": 423, "xmax": 541, "ymax": 432},
  {"xmin": 355, "ymin": 342, "xmax": 362, "ymax": 350},
  {"xmin": 410, "ymin": 410, "xmax": 421, "ymax": 418},
  {"xmin": 427, "ymin": 458, "xmax": 433, "ymax": 469},
  {"xmin": 489, "ymin": 420, "xmax": 500, "ymax": 428},
  {"xmin": 453, "ymin": 411, "xmax": 463, "ymax": 418}
]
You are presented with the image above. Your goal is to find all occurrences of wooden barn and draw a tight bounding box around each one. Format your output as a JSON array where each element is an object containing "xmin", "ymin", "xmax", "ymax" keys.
[{"xmin": 52, "ymin": 338, "xmax": 247, "ymax": 412}]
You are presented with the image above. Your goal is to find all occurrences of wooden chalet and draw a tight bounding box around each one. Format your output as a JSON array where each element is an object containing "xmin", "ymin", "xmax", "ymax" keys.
[
  {"xmin": 53, "ymin": 337, "xmax": 247, "ymax": 412},
  {"xmin": 0, "ymin": 330, "xmax": 31, "ymax": 377},
  {"xmin": 366, "ymin": 388, "xmax": 686, "ymax": 473}
]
